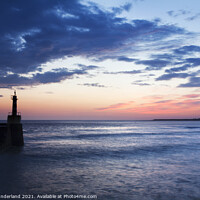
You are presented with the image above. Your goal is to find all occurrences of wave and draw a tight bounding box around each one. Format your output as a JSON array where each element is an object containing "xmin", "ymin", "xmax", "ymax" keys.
[{"xmin": 185, "ymin": 126, "xmax": 200, "ymax": 129}]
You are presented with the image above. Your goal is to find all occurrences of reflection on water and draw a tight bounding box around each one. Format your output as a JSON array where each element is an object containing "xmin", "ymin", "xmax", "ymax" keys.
[{"xmin": 0, "ymin": 120, "xmax": 200, "ymax": 200}]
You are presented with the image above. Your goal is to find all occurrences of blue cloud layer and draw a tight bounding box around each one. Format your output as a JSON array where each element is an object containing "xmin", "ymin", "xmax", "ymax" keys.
[
  {"xmin": 0, "ymin": 66, "xmax": 98, "ymax": 88},
  {"xmin": 156, "ymin": 73, "xmax": 190, "ymax": 81},
  {"xmin": 0, "ymin": 0, "xmax": 189, "ymax": 88},
  {"xmin": 179, "ymin": 77, "xmax": 200, "ymax": 87}
]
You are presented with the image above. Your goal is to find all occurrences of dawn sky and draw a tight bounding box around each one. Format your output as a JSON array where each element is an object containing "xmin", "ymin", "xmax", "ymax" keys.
[{"xmin": 0, "ymin": 0, "xmax": 200, "ymax": 120}]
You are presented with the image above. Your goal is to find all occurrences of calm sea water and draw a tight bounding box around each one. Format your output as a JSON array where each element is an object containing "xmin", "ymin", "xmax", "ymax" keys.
[{"xmin": 0, "ymin": 120, "xmax": 200, "ymax": 200}]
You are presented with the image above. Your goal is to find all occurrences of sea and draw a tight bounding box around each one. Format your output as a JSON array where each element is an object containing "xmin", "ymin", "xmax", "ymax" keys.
[{"xmin": 0, "ymin": 120, "xmax": 200, "ymax": 200}]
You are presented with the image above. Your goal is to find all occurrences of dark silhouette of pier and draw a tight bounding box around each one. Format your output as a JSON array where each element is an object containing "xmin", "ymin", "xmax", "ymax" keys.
[{"xmin": 0, "ymin": 91, "xmax": 24, "ymax": 149}]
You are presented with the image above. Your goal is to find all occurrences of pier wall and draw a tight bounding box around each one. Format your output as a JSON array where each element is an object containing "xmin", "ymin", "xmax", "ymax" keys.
[
  {"xmin": 1, "ymin": 92, "xmax": 24, "ymax": 149},
  {"xmin": 0, "ymin": 123, "xmax": 8, "ymax": 147},
  {"xmin": 8, "ymin": 123, "xmax": 24, "ymax": 146},
  {"xmin": 0, "ymin": 123, "xmax": 24, "ymax": 147}
]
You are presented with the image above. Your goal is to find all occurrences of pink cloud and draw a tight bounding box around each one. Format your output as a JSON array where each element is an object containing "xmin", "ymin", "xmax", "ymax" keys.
[
  {"xmin": 96, "ymin": 101, "xmax": 134, "ymax": 111},
  {"xmin": 183, "ymin": 94, "xmax": 200, "ymax": 98},
  {"xmin": 96, "ymin": 95, "xmax": 200, "ymax": 117}
]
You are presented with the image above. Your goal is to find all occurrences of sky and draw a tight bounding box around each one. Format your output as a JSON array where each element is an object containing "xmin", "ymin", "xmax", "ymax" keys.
[{"xmin": 0, "ymin": 0, "xmax": 200, "ymax": 120}]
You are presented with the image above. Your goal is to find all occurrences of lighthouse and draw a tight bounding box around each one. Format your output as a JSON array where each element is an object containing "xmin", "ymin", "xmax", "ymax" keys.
[
  {"xmin": 12, "ymin": 90, "xmax": 17, "ymax": 116},
  {"xmin": 7, "ymin": 91, "xmax": 24, "ymax": 146}
]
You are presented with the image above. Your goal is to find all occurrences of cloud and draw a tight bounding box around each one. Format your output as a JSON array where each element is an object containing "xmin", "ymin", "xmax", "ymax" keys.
[
  {"xmin": 173, "ymin": 99, "xmax": 200, "ymax": 106},
  {"xmin": 33, "ymin": 69, "xmax": 86, "ymax": 84},
  {"xmin": 79, "ymin": 83, "xmax": 107, "ymax": 88},
  {"xmin": 96, "ymin": 101, "xmax": 134, "ymax": 111},
  {"xmin": 183, "ymin": 94, "xmax": 200, "ymax": 98},
  {"xmin": 185, "ymin": 58, "xmax": 200, "ymax": 67},
  {"xmin": 155, "ymin": 100, "xmax": 173, "ymax": 104},
  {"xmin": 154, "ymin": 56, "xmax": 200, "ymax": 85},
  {"xmin": 167, "ymin": 10, "xmax": 190, "ymax": 17},
  {"xmin": 151, "ymin": 53, "xmax": 177, "ymax": 60},
  {"xmin": 186, "ymin": 13, "xmax": 200, "ymax": 21},
  {"xmin": 174, "ymin": 45, "xmax": 200, "ymax": 55},
  {"xmin": 136, "ymin": 59, "xmax": 171, "ymax": 70},
  {"xmin": 165, "ymin": 64, "xmax": 191, "ymax": 73},
  {"xmin": 0, "ymin": 67, "xmax": 96, "ymax": 88},
  {"xmin": 179, "ymin": 77, "xmax": 200, "ymax": 87},
  {"xmin": 105, "ymin": 70, "xmax": 142, "ymax": 75},
  {"xmin": 149, "ymin": 46, "xmax": 200, "ymax": 74},
  {"xmin": 134, "ymin": 83, "xmax": 150, "ymax": 86},
  {"xmin": 167, "ymin": 10, "xmax": 200, "ymax": 21},
  {"xmin": 112, "ymin": 3, "xmax": 132, "ymax": 14},
  {"xmin": 96, "ymin": 97, "xmax": 200, "ymax": 116},
  {"xmin": 93, "ymin": 89, "xmax": 200, "ymax": 117},
  {"xmin": 15, "ymin": 87, "xmax": 27, "ymax": 90},
  {"xmin": 156, "ymin": 73, "xmax": 190, "ymax": 81},
  {"xmin": 0, "ymin": 1, "xmax": 186, "ymax": 77},
  {"xmin": 117, "ymin": 56, "xmax": 136, "ymax": 62},
  {"xmin": 93, "ymin": 55, "xmax": 136, "ymax": 62},
  {"xmin": 132, "ymin": 80, "xmax": 150, "ymax": 86},
  {"xmin": 151, "ymin": 51, "xmax": 200, "ymax": 82},
  {"xmin": 122, "ymin": 3, "xmax": 132, "ymax": 11}
]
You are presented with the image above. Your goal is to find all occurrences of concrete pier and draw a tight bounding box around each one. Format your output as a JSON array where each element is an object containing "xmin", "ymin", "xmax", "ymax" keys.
[
  {"xmin": 0, "ymin": 91, "xmax": 24, "ymax": 149},
  {"xmin": 0, "ymin": 123, "xmax": 7, "ymax": 147}
]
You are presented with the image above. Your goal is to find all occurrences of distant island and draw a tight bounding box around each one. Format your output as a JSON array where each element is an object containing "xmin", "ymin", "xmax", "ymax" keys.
[{"xmin": 153, "ymin": 118, "xmax": 200, "ymax": 121}]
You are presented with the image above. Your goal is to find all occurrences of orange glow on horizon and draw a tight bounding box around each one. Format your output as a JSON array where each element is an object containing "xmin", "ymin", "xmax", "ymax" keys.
[
  {"xmin": 95, "ymin": 95, "xmax": 200, "ymax": 119},
  {"xmin": 1, "ymin": 90, "xmax": 200, "ymax": 120}
]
